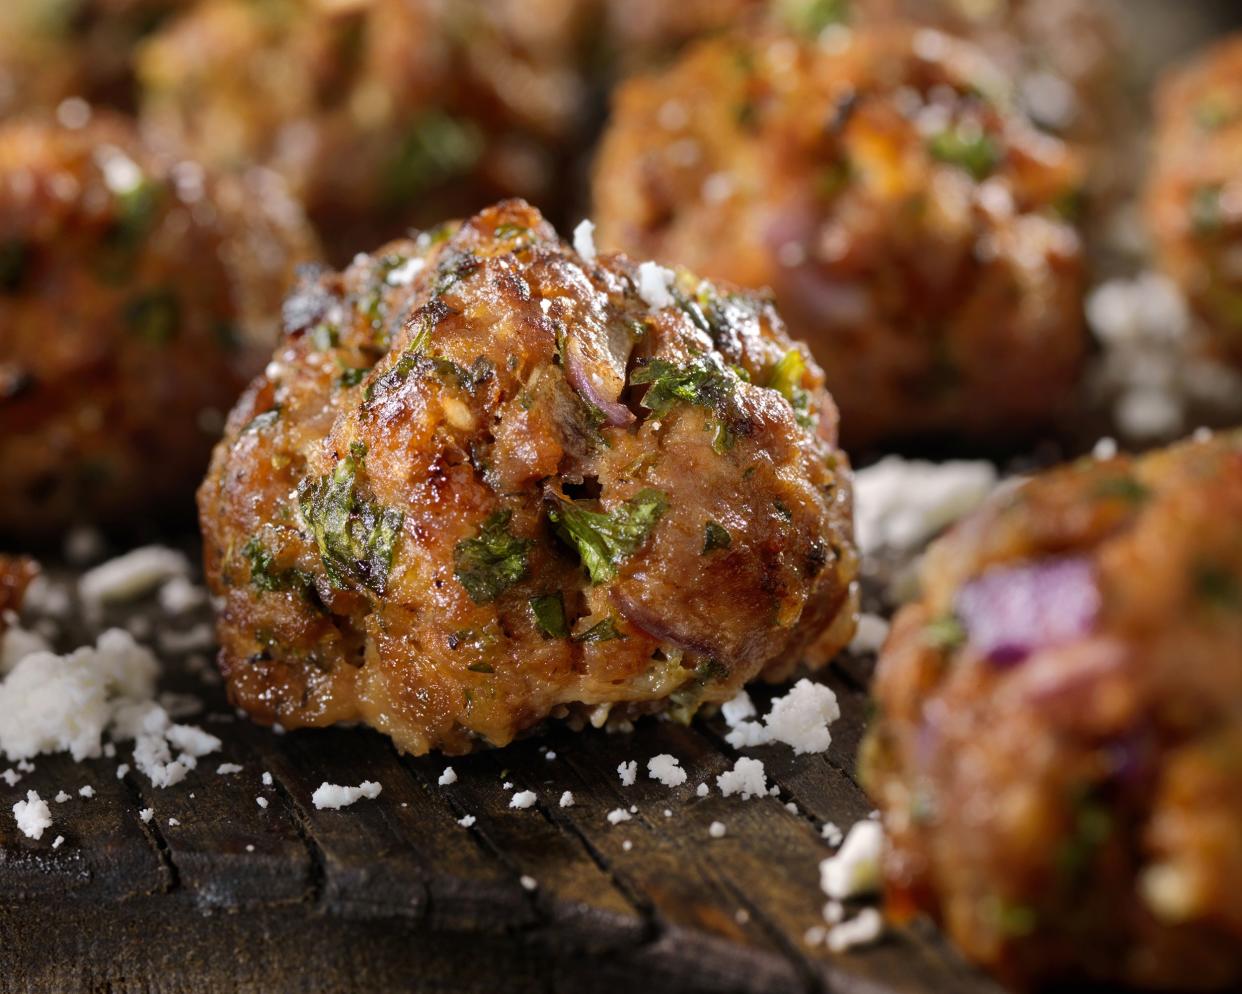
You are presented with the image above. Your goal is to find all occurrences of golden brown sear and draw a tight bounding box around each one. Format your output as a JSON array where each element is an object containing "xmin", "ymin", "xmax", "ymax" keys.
[
  {"xmin": 0, "ymin": 112, "xmax": 317, "ymax": 539},
  {"xmin": 862, "ymin": 431, "xmax": 1242, "ymax": 991},
  {"xmin": 136, "ymin": 0, "xmax": 764, "ymax": 261},
  {"xmin": 198, "ymin": 199, "xmax": 858, "ymax": 756},
  {"xmin": 0, "ymin": 555, "xmax": 37, "ymax": 625},
  {"xmin": 1147, "ymin": 35, "xmax": 1242, "ymax": 368},
  {"xmin": 592, "ymin": 26, "xmax": 1086, "ymax": 450}
]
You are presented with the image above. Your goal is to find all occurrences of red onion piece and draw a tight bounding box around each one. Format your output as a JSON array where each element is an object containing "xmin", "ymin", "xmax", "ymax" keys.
[
  {"xmin": 956, "ymin": 556, "xmax": 1100, "ymax": 667},
  {"xmin": 563, "ymin": 319, "xmax": 636, "ymax": 427}
]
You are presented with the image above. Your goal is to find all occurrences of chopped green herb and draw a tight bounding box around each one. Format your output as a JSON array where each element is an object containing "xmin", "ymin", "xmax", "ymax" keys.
[
  {"xmin": 429, "ymin": 355, "xmax": 494, "ymax": 393},
  {"xmin": 310, "ymin": 323, "xmax": 339, "ymax": 350},
  {"xmin": 297, "ymin": 444, "xmax": 404, "ymax": 594},
  {"xmin": 779, "ymin": 0, "xmax": 851, "ymax": 36},
  {"xmin": 242, "ymin": 537, "xmax": 314, "ymax": 595},
  {"xmin": 703, "ymin": 521, "xmax": 732, "ymax": 554},
  {"xmin": 383, "ymin": 111, "xmax": 483, "ymax": 206},
  {"xmin": 124, "ymin": 289, "xmax": 180, "ymax": 344},
  {"xmin": 467, "ymin": 661, "xmax": 495, "ymax": 673},
  {"xmin": 364, "ymin": 305, "xmax": 439, "ymax": 401},
  {"xmin": 453, "ymin": 510, "xmax": 532, "ymax": 604},
  {"xmin": 928, "ymin": 128, "xmax": 1000, "ymax": 181},
  {"xmin": 529, "ymin": 593, "xmax": 569, "ymax": 639},
  {"xmin": 433, "ymin": 248, "xmax": 481, "ymax": 295},
  {"xmin": 1094, "ymin": 476, "xmax": 1150, "ymax": 504},
  {"xmin": 767, "ymin": 349, "xmax": 814, "ymax": 427},
  {"xmin": 924, "ymin": 615, "xmax": 966, "ymax": 651},
  {"xmin": 572, "ymin": 617, "xmax": 625, "ymax": 643},
  {"xmin": 337, "ymin": 366, "xmax": 368, "ymax": 388},
  {"xmin": 550, "ymin": 489, "xmax": 668, "ymax": 584},
  {"xmin": 631, "ymin": 355, "xmax": 745, "ymax": 450}
]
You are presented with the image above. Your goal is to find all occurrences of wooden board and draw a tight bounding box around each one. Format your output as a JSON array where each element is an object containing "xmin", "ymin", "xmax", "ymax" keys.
[{"xmin": 0, "ymin": 546, "xmax": 1004, "ymax": 994}]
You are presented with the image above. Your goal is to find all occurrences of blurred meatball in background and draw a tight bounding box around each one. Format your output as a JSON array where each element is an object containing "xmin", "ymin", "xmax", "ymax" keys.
[
  {"xmin": 862, "ymin": 430, "xmax": 1242, "ymax": 990},
  {"xmin": 1147, "ymin": 35, "xmax": 1242, "ymax": 369},
  {"xmin": 198, "ymin": 199, "xmax": 858, "ymax": 755},
  {"xmin": 592, "ymin": 26, "xmax": 1086, "ymax": 453},
  {"xmin": 0, "ymin": 112, "xmax": 317, "ymax": 540}
]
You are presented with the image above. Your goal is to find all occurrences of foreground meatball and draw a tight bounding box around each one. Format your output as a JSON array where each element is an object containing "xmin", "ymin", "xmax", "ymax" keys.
[
  {"xmin": 0, "ymin": 556, "xmax": 37, "ymax": 625},
  {"xmin": 861, "ymin": 431, "xmax": 1242, "ymax": 990},
  {"xmin": 1147, "ymin": 36, "xmax": 1242, "ymax": 368},
  {"xmin": 592, "ymin": 27, "xmax": 1086, "ymax": 451},
  {"xmin": 198, "ymin": 200, "xmax": 858, "ymax": 755},
  {"xmin": 0, "ymin": 113, "xmax": 317, "ymax": 538},
  {"xmin": 137, "ymin": 0, "xmax": 763, "ymax": 260}
]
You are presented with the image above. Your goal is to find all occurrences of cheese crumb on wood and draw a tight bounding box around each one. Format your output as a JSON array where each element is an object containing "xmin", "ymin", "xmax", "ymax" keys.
[
  {"xmin": 13, "ymin": 790, "xmax": 52, "ymax": 840},
  {"xmin": 256, "ymin": 796, "xmax": 269, "ymax": 809},
  {"xmin": 716, "ymin": 757, "xmax": 768, "ymax": 800},
  {"xmin": 854, "ymin": 457, "xmax": 997, "ymax": 555},
  {"xmin": 647, "ymin": 753, "xmax": 687, "ymax": 787},
  {"xmin": 826, "ymin": 907, "xmax": 884, "ymax": 952},
  {"xmin": 723, "ymin": 679, "xmax": 841, "ymax": 755},
  {"xmin": 520, "ymin": 874, "xmax": 538, "ymax": 891},
  {"xmin": 606, "ymin": 808, "xmax": 632, "ymax": 825},
  {"xmin": 820, "ymin": 821, "xmax": 884, "ymax": 899},
  {"xmin": 509, "ymin": 790, "xmax": 537, "ymax": 810},
  {"xmin": 216, "ymin": 763, "xmax": 243, "ymax": 775},
  {"xmin": 311, "ymin": 780, "xmax": 382, "ymax": 810},
  {"xmin": 709, "ymin": 821, "xmax": 727, "ymax": 839},
  {"xmin": 139, "ymin": 808, "xmax": 153, "ymax": 823},
  {"xmin": 438, "ymin": 767, "xmax": 457, "ymax": 786},
  {"xmin": 79, "ymin": 546, "xmax": 190, "ymax": 605},
  {"xmin": 458, "ymin": 814, "xmax": 476, "ymax": 827},
  {"xmin": 78, "ymin": 785, "xmax": 95, "ymax": 799},
  {"xmin": 617, "ymin": 760, "xmax": 637, "ymax": 787},
  {"xmin": 559, "ymin": 791, "xmax": 574, "ymax": 808}
]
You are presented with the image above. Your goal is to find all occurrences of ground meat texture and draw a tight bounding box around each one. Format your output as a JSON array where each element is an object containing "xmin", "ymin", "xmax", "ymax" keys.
[
  {"xmin": 860, "ymin": 431, "xmax": 1242, "ymax": 991},
  {"xmin": 0, "ymin": 0, "xmax": 177, "ymax": 117},
  {"xmin": 0, "ymin": 555, "xmax": 37, "ymax": 625},
  {"xmin": 135, "ymin": 0, "xmax": 767, "ymax": 263},
  {"xmin": 1147, "ymin": 35, "xmax": 1242, "ymax": 369},
  {"xmin": 591, "ymin": 27, "xmax": 1086, "ymax": 452},
  {"xmin": 0, "ymin": 113, "xmax": 317, "ymax": 539},
  {"xmin": 197, "ymin": 199, "xmax": 858, "ymax": 756}
]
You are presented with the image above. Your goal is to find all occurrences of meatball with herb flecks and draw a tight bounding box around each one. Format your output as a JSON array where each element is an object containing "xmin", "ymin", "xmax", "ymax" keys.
[
  {"xmin": 862, "ymin": 430, "xmax": 1242, "ymax": 991},
  {"xmin": 197, "ymin": 199, "xmax": 858, "ymax": 756},
  {"xmin": 0, "ymin": 112, "xmax": 317, "ymax": 539},
  {"xmin": 1148, "ymin": 35, "xmax": 1242, "ymax": 369},
  {"xmin": 592, "ymin": 26, "xmax": 1086, "ymax": 451}
]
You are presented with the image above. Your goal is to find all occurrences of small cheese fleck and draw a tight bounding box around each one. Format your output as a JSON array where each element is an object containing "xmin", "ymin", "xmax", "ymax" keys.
[
  {"xmin": 849, "ymin": 613, "xmax": 890, "ymax": 655},
  {"xmin": 12, "ymin": 790, "xmax": 52, "ymax": 840},
  {"xmin": 647, "ymin": 754, "xmax": 687, "ymax": 788},
  {"xmin": 520, "ymin": 874, "xmax": 538, "ymax": 891},
  {"xmin": 606, "ymin": 808, "xmax": 632, "ymax": 826},
  {"xmin": 510, "ymin": 790, "xmax": 537, "ymax": 810},
  {"xmin": 78, "ymin": 785, "xmax": 95, "ymax": 799},
  {"xmin": 52, "ymin": 835, "xmax": 65, "ymax": 850},
  {"xmin": 826, "ymin": 907, "xmax": 884, "ymax": 952},
  {"xmin": 696, "ymin": 783, "xmax": 709, "ymax": 798},
  {"xmin": 617, "ymin": 760, "xmax": 638, "ymax": 787},
  {"xmin": 709, "ymin": 821, "xmax": 727, "ymax": 839},
  {"xmin": 139, "ymin": 807, "xmax": 153, "ymax": 823},
  {"xmin": 261, "ymin": 771, "xmax": 273, "ymax": 787},
  {"xmin": 458, "ymin": 814, "xmax": 476, "ymax": 827},
  {"xmin": 116, "ymin": 763, "xmax": 130, "ymax": 779},
  {"xmin": 1, "ymin": 769, "xmax": 21, "ymax": 787},
  {"xmin": 438, "ymin": 767, "xmax": 457, "ymax": 786},
  {"xmin": 636, "ymin": 261, "xmax": 675, "ymax": 310},
  {"xmin": 821, "ymin": 821, "xmax": 844, "ymax": 847},
  {"xmin": 622, "ymin": 839, "xmax": 633, "ymax": 852},
  {"xmin": 819, "ymin": 821, "xmax": 884, "ymax": 899},
  {"xmin": 558, "ymin": 791, "xmax": 575, "ymax": 808},
  {"xmin": 256, "ymin": 796, "xmax": 269, "ymax": 809},
  {"xmin": 79, "ymin": 546, "xmax": 190, "ymax": 605},
  {"xmin": 54, "ymin": 790, "xmax": 70, "ymax": 803},
  {"xmin": 386, "ymin": 256, "xmax": 426, "ymax": 287},
  {"xmin": 311, "ymin": 780, "xmax": 382, "ymax": 810},
  {"xmin": 716, "ymin": 757, "xmax": 768, "ymax": 800},
  {"xmin": 216, "ymin": 763, "xmax": 243, "ymax": 775},
  {"xmin": 573, "ymin": 219, "xmax": 597, "ymax": 264},
  {"xmin": 168, "ymin": 817, "xmax": 180, "ymax": 827}
]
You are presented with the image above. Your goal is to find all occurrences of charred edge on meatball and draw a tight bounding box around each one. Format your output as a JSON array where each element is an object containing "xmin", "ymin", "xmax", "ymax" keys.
[{"xmin": 199, "ymin": 199, "xmax": 858, "ymax": 755}]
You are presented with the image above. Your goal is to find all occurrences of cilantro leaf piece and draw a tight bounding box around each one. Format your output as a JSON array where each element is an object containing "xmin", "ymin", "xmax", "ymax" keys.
[
  {"xmin": 702, "ymin": 521, "xmax": 732, "ymax": 554},
  {"xmin": 242, "ymin": 537, "xmax": 314, "ymax": 595},
  {"xmin": 928, "ymin": 128, "xmax": 1000, "ymax": 181},
  {"xmin": 529, "ymin": 593, "xmax": 568, "ymax": 638},
  {"xmin": 550, "ymin": 489, "xmax": 668, "ymax": 584},
  {"xmin": 572, "ymin": 617, "xmax": 625, "ymax": 643},
  {"xmin": 297, "ymin": 445, "xmax": 404, "ymax": 594},
  {"xmin": 453, "ymin": 510, "xmax": 532, "ymax": 604},
  {"xmin": 767, "ymin": 349, "xmax": 814, "ymax": 427},
  {"xmin": 631, "ymin": 355, "xmax": 745, "ymax": 450}
]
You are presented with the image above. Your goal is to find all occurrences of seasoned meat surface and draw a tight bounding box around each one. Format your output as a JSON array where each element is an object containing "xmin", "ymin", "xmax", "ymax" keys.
[
  {"xmin": 591, "ymin": 26, "xmax": 1086, "ymax": 451},
  {"xmin": 1148, "ymin": 35, "xmax": 1242, "ymax": 368},
  {"xmin": 0, "ymin": 113, "xmax": 317, "ymax": 539},
  {"xmin": 862, "ymin": 431, "xmax": 1242, "ymax": 991},
  {"xmin": 198, "ymin": 199, "xmax": 858, "ymax": 755},
  {"xmin": 0, "ymin": 555, "xmax": 37, "ymax": 625}
]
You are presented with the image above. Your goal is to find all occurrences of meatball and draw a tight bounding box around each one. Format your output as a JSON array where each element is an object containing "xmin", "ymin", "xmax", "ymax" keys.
[
  {"xmin": 0, "ymin": 0, "xmax": 177, "ymax": 117},
  {"xmin": 1147, "ymin": 36, "xmax": 1242, "ymax": 369},
  {"xmin": 135, "ymin": 0, "xmax": 765, "ymax": 261},
  {"xmin": 0, "ymin": 555, "xmax": 37, "ymax": 625},
  {"xmin": 591, "ymin": 27, "xmax": 1086, "ymax": 451},
  {"xmin": 861, "ymin": 431, "xmax": 1242, "ymax": 991},
  {"xmin": 197, "ymin": 199, "xmax": 858, "ymax": 756},
  {"xmin": 0, "ymin": 112, "xmax": 317, "ymax": 539}
]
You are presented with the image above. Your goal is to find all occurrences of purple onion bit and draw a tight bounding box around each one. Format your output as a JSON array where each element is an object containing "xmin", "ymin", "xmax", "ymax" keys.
[
  {"xmin": 955, "ymin": 555, "xmax": 1100, "ymax": 668},
  {"xmin": 563, "ymin": 320, "xmax": 637, "ymax": 427}
]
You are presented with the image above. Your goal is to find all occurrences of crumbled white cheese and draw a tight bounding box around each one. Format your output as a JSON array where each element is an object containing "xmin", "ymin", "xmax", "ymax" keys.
[
  {"xmin": 0, "ymin": 625, "xmax": 50, "ymax": 676},
  {"xmin": 545, "ymin": 751, "xmax": 556, "ymax": 761},
  {"xmin": 261, "ymin": 771, "xmax": 272, "ymax": 786},
  {"xmin": 158, "ymin": 576, "xmax": 206, "ymax": 615},
  {"xmin": 636, "ymin": 261, "xmax": 675, "ymax": 310},
  {"xmin": 716, "ymin": 757, "xmax": 769, "ymax": 800},
  {"xmin": 385, "ymin": 256, "xmax": 426, "ymax": 287},
  {"xmin": 785, "ymin": 802, "xmax": 799, "ymax": 814},
  {"xmin": 166, "ymin": 724, "xmax": 222, "ymax": 758},
  {"xmin": 502, "ymin": 781, "xmax": 513, "ymax": 791},
  {"xmin": 311, "ymin": 780, "xmax": 382, "ymax": 810},
  {"xmin": 510, "ymin": 790, "xmax": 537, "ymax": 810},
  {"xmin": 823, "ymin": 900, "xmax": 844, "ymax": 924},
  {"xmin": 216, "ymin": 763, "xmax": 243, "ymax": 775},
  {"xmin": 606, "ymin": 808, "xmax": 632, "ymax": 826},
  {"xmin": 458, "ymin": 814, "xmax": 476, "ymax": 827},
  {"xmin": 826, "ymin": 907, "xmax": 884, "ymax": 952},
  {"xmin": 849, "ymin": 614, "xmax": 890, "ymax": 654},
  {"xmin": 116, "ymin": 763, "xmax": 130, "ymax": 779},
  {"xmin": 559, "ymin": 791, "xmax": 574, "ymax": 808},
  {"xmin": 721, "ymin": 691, "xmax": 756, "ymax": 726},
  {"xmin": 520, "ymin": 874, "xmax": 538, "ymax": 891},
  {"xmin": 854, "ymin": 457, "xmax": 997, "ymax": 555},
  {"xmin": 821, "ymin": 821, "xmax": 843, "ymax": 847},
  {"xmin": 1, "ymin": 768, "xmax": 20, "ymax": 787},
  {"xmin": 168, "ymin": 818, "xmax": 180, "ymax": 827},
  {"xmin": 617, "ymin": 760, "xmax": 638, "ymax": 787},
  {"xmin": 139, "ymin": 808, "xmax": 153, "ymax": 824},
  {"xmin": 438, "ymin": 767, "xmax": 457, "ymax": 786},
  {"xmin": 723, "ymin": 679, "xmax": 840, "ymax": 755},
  {"xmin": 52, "ymin": 834, "xmax": 65, "ymax": 850},
  {"xmin": 819, "ymin": 821, "xmax": 884, "ymax": 899},
  {"xmin": 709, "ymin": 821, "xmax": 727, "ymax": 839},
  {"xmin": 54, "ymin": 790, "xmax": 70, "ymax": 803},
  {"xmin": 256, "ymin": 796, "xmax": 269, "ymax": 809},
  {"xmin": 78, "ymin": 785, "xmax": 95, "ymax": 799},
  {"xmin": 13, "ymin": 790, "xmax": 52, "ymax": 840},
  {"xmin": 78, "ymin": 547, "xmax": 190, "ymax": 605},
  {"xmin": 573, "ymin": 219, "xmax": 597, "ymax": 264},
  {"xmin": 647, "ymin": 754, "xmax": 687, "ymax": 788},
  {"xmin": 622, "ymin": 839, "xmax": 633, "ymax": 852},
  {"xmin": 696, "ymin": 783, "xmax": 709, "ymax": 798}
]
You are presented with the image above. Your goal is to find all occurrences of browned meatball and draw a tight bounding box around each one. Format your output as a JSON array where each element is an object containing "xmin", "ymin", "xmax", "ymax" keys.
[
  {"xmin": 1147, "ymin": 35, "xmax": 1242, "ymax": 369},
  {"xmin": 0, "ymin": 0, "xmax": 177, "ymax": 117},
  {"xmin": 0, "ymin": 112, "xmax": 317, "ymax": 539},
  {"xmin": 135, "ymin": 0, "xmax": 766, "ymax": 261},
  {"xmin": 861, "ymin": 431, "xmax": 1242, "ymax": 991},
  {"xmin": 197, "ymin": 199, "xmax": 858, "ymax": 755},
  {"xmin": 0, "ymin": 555, "xmax": 37, "ymax": 625},
  {"xmin": 592, "ymin": 26, "xmax": 1086, "ymax": 451}
]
